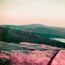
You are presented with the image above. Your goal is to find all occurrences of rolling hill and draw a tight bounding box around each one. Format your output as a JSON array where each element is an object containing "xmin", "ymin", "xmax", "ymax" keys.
[{"xmin": 0, "ymin": 24, "xmax": 65, "ymax": 48}]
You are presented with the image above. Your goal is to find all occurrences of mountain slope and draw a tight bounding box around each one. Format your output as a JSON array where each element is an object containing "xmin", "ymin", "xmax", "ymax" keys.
[
  {"xmin": 1, "ymin": 24, "xmax": 65, "ymax": 38},
  {"xmin": 0, "ymin": 24, "xmax": 65, "ymax": 48}
]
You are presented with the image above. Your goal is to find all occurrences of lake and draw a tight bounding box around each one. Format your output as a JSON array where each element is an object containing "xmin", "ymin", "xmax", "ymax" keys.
[{"xmin": 51, "ymin": 38, "xmax": 65, "ymax": 43}]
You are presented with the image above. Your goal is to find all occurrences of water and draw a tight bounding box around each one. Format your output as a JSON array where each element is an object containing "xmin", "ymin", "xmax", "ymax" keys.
[{"xmin": 51, "ymin": 38, "xmax": 65, "ymax": 43}]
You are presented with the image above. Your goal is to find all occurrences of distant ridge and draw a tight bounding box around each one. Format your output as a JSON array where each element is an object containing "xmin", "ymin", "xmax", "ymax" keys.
[
  {"xmin": 0, "ymin": 24, "xmax": 65, "ymax": 39},
  {"xmin": 0, "ymin": 24, "xmax": 65, "ymax": 48}
]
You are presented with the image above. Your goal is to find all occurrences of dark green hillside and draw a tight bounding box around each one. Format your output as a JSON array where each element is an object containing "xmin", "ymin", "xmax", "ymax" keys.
[
  {"xmin": 1, "ymin": 24, "xmax": 65, "ymax": 38},
  {"xmin": 0, "ymin": 25, "xmax": 65, "ymax": 48}
]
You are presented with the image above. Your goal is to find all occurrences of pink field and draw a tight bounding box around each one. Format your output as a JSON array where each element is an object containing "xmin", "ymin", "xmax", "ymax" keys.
[
  {"xmin": 0, "ymin": 42, "xmax": 64, "ymax": 65},
  {"xmin": 0, "ymin": 50, "xmax": 56, "ymax": 65}
]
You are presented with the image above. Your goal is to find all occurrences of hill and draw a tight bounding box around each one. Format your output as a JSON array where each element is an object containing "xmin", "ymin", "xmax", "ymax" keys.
[{"xmin": 0, "ymin": 24, "xmax": 65, "ymax": 48}]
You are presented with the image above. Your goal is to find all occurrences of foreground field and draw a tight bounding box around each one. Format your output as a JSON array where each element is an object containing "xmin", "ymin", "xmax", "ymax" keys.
[{"xmin": 0, "ymin": 42, "xmax": 65, "ymax": 65}]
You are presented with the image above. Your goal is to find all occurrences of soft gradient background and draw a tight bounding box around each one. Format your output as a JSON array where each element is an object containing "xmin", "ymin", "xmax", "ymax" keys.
[{"xmin": 0, "ymin": 0, "xmax": 65, "ymax": 27}]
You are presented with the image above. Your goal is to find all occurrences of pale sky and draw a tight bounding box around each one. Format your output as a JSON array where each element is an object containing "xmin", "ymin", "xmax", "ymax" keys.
[{"xmin": 0, "ymin": 0, "xmax": 65, "ymax": 27}]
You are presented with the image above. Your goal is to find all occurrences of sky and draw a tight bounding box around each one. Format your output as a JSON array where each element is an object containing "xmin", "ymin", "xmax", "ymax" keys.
[{"xmin": 0, "ymin": 0, "xmax": 65, "ymax": 27}]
